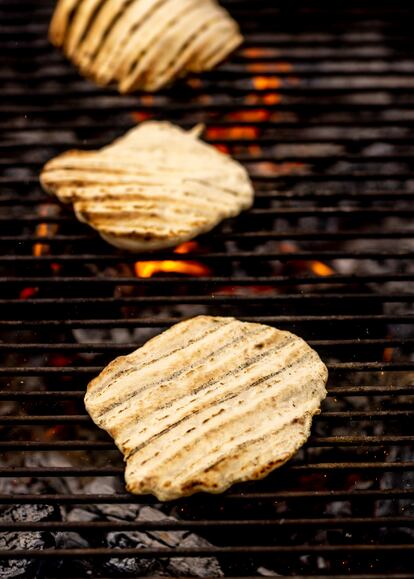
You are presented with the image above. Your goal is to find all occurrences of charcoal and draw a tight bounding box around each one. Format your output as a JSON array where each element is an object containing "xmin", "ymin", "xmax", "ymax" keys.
[
  {"xmin": 0, "ymin": 504, "xmax": 59, "ymax": 578},
  {"xmin": 104, "ymin": 506, "xmax": 223, "ymax": 577},
  {"xmin": 105, "ymin": 531, "xmax": 166, "ymax": 576},
  {"xmin": 54, "ymin": 528, "xmax": 99, "ymax": 578}
]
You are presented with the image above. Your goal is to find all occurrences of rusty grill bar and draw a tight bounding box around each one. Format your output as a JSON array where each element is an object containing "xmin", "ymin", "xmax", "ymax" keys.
[{"xmin": 1, "ymin": 0, "xmax": 414, "ymax": 577}]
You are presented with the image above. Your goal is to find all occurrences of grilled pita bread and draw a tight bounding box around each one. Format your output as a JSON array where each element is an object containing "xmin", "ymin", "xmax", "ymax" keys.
[
  {"xmin": 49, "ymin": 0, "xmax": 243, "ymax": 93},
  {"xmin": 40, "ymin": 121, "xmax": 254, "ymax": 251},
  {"xmin": 85, "ymin": 316, "xmax": 328, "ymax": 501}
]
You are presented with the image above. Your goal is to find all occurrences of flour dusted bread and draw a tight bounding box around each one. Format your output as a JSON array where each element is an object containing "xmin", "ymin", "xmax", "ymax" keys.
[
  {"xmin": 49, "ymin": 0, "xmax": 243, "ymax": 93},
  {"xmin": 40, "ymin": 121, "xmax": 253, "ymax": 251},
  {"xmin": 84, "ymin": 316, "xmax": 328, "ymax": 501}
]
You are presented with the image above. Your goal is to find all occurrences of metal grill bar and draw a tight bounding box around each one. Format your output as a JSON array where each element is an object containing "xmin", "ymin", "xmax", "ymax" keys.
[
  {"xmin": 0, "ymin": 517, "xmax": 413, "ymax": 532},
  {"xmin": 7, "ymin": 135, "xmax": 414, "ymax": 146},
  {"xmin": 0, "ymin": 488, "xmax": 412, "ymax": 503},
  {"xmin": 1, "ymin": 411, "xmax": 412, "ymax": 424},
  {"xmin": 0, "ymin": 337, "xmax": 412, "ymax": 349},
  {"xmin": 3, "ymin": 295, "xmax": 414, "ymax": 307},
  {"xmin": 1, "ymin": 249, "xmax": 414, "ymax": 260},
  {"xmin": 1, "ymin": 231, "xmax": 414, "ymax": 241},
  {"xmin": 0, "ymin": 575, "xmax": 411, "ymax": 579},
  {"xmin": 2, "ymin": 274, "xmax": 414, "ymax": 285},
  {"xmin": 0, "ymin": 315, "xmax": 411, "ymax": 329},
  {"xmin": 1, "ymin": 436, "xmax": 413, "ymax": 451},
  {"xmin": 1, "ymin": 545, "xmax": 413, "ymax": 559},
  {"xmin": 0, "ymin": 384, "xmax": 412, "ymax": 397},
  {"xmin": 5, "ymin": 119, "xmax": 414, "ymax": 129},
  {"xmin": 0, "ymin": 363, "xmax": 413, "ymax": 375},
  {"xmin": 3, "ymin": 294, "xmax": 414, "ymax": 305},
  {"xmin": 1, "ymin": 463, "xmax": 414, "ymax": 477},
  {"xmin": 2, "ymin": 191, "xmax": 414, "ymax": 203}
]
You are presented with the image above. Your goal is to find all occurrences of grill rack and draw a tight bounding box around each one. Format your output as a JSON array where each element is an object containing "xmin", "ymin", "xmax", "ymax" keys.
[{"xmin": 1, "ymin": 0, "xmax": 414, "ymax": 577}]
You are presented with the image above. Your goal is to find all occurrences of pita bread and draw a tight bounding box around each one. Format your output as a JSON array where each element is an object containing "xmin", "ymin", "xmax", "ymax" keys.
[
  {"xmin": 49, "ymin": 0, "xmax": 243, "ymax": 93},
  {"xmin": 40, "ymin": 121, "xmax": 253, "ymax": 251},
  {"xmin": 85, "ymin": 316, "xmax": 328, "ymax": 501}
]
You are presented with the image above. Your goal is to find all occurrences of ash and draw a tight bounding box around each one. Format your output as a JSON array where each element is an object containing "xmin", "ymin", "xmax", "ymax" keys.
[
  {"xmin": 0, "ymin": 504, "xmax": 58, "ymax": 579},
  {"xmin": 0, "ymin": 451, "xmax": 223, "ymax": 578},
  {"xmin": 104, "ymin": 506, "xmax": 222, "ymax": 577}
]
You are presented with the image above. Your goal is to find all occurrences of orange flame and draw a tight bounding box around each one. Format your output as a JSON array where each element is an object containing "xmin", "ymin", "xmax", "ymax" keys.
[
  {"xmin": 32, "ymin": 205, "xmax": 62, "ymax": 280},
  {"xmin": 228, "ymin": 109, "xmax": 270, "ymax": 122},
  {"xmin": 33, "ymin": 205, "xmax": 59, "ymax": 258},
  {"xmin": 33, "ymin": 223, "xmax": 50, "ymax": 257},
  {"xmin": 279, "ymin": 241, "xmax": 335, "ymax": 277},
  {"xmin": 247, "ymin": 58, "xmax": 293, "ymax": 74},
  {"xmin": 263, "ymin": 92, "xmax": 282, "ymax": 105},
  {"xmin": 252, "ymin": 76, "xmax": 281, "ymax": 90},
  {"xmin": 21, "ymin": 205, "xmax": 61, "ymax": 297},
  {"xmin": 309, "ymin": 261, "xmax": 335, "ymax": 277},
  {"xmin": 135, "ymin": 242, "xmax": 211, "ymax": 278},
  {"xmin": 173, "ymin": 241, "xmax": 199, "ymax": 254},
  {"xmin": 206, "ymin": 125, "xmax": 259, "ymax": 140},
  {"xmin": 245, "ymin": 92, "xmax": 282, "ymax": 106}
]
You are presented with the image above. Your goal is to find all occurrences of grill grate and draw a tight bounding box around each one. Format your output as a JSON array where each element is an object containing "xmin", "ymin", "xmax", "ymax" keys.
[{"xmin": 0, "ymin": 0, "xmax": 414, "ymax": 577}]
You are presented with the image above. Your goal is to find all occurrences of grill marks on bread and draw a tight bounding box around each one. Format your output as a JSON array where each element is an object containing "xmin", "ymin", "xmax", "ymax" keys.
[
  {"xmin": 85, "ymin": 316, "xmax": 328, "ymax": 500},
  {"xmin": 40, "ymin": 122, "xmax": 254, "ymax": 251},
  {"xmin": 49, "ymin": 0, "xmax": 243, "ymax": 92}
]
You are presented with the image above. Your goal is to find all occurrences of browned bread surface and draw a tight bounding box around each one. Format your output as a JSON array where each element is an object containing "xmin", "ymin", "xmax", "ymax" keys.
[
  {"xmin": 85, "ymin": 316, "xmax": 328, "ymax": 500},
  {"xmin": 40, "ymin": 121, "xmax": 254, "ymax": 251},
  {"xmin": 49, "ymin": 0, "xmax": 243, "ymax": 92}
]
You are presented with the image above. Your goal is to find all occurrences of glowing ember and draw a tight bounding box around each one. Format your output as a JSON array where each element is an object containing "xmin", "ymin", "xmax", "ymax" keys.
[
  {"xmin": 383, "ymin": 346, "xmax": 394, "ymax": 363},
  {"xmin": 245, "ymin": 92, "xmax": 282, "ymax": 106},
  {"xmin": 48, "ymin": 354, "xmax": 72, "ymax": 367},
  {"xmin": 33, "ymin": 223, "xmax": 50, "ymax": 257},
  {"xmin": 206, "ymin": 125, "xmax": 259, "ymax": 140},
  {"xmin": 251, "ymin": 161, "xmax": 306, "ymax": 176},
  {"xmin": 19, "ymin": 287, "xmax": 38, "ymax": 300},
  {"xmin": 216, "ymin": 285, "xmax": 275, "ymax": 296},
  {"xmin": 247, "ymin": 62, "xmax": 293, "ymax": 74},
  {"xmin": 228, "ymin": 109, "xmax": 270, "ymax": 122},
  {"xmin": 252, "ymin": 76, "xmax": 281, "ymax": 90},
  {"xmin": 279, "ymin": 241, "xmax": 335, "ymax": 277},
  {"xmin": 131, "ymin": 111, "xmax": 153, "ymax": 123},
  {"xmin": 242, "ymin": 47, "xmax": 275, "ymax": 59},
  {"xmin": 173, "ymin": 241, "xmax": 200, "ymax": 254},
  {"xmin": 33, "ymin": 205, "xmax": 59, "ymax": 257},
  {"xmin": 45, "ymin": 425, "xmax": 67, "ymax": 440},
  {"xmin": 131, "ymin": 95, "xmax": 156, "ymax": 123},
  {"xmin": 135, "ymin": 242, "xmax": 211, "ymax": 278},
  {"xmin": 263, "ymin": 92, "xmax": 282, "ymax": 105},
  {"xmin": 21, "ymin": 205, "xmax": 61, "ymax": 297},
  {"xmin": 310, "ymin": 261, "xmax": 335, "ymax": 277},
  {"xmin": 135, "ymin": 261, "xmax": 209, "ymax": 278}
]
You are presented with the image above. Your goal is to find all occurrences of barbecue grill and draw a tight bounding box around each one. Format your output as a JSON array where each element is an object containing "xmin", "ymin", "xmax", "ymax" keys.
[{"xmin": 1, "ymin": 0, "xmax": 414, "ymax": 577}]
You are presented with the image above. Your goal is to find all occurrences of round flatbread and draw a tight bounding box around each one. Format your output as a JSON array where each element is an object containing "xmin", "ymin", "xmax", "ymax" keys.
[
  {"xmin": 85, "ymin": 316, "xmax": 328, "ymax": 500},
  {"xmin": 49, "ymin": 0, "xmax": 243, "ymax": 93},
  {"xmin": 40, "ymin": 121, "xmax": 254, "ymax": 251}
]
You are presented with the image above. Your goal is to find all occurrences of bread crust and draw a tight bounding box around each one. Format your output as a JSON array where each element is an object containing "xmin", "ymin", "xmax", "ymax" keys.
[
  {"xmin": 49, "ymin": 0, "xmax": 243, "ymax": 93},
  {"xmin": 84, "ymin": 316, "xmax": 328, "ymax": 500},
  {"xmin": 40, "ymin": 121, "xmax": 254, "ymax": 251}
]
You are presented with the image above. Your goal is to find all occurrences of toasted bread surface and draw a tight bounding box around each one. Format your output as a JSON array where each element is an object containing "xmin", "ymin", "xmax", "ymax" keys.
[
  {"xmin": 85, "ymin": 316, "xmax": 328, "ymax": 500},
  {"xmin": 49, "ymin": 0, "xmax": 243, "ymax": 92},
  {"xmin": 40, "ymin": 121, "xmax": 254, "ymax": 251}
]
